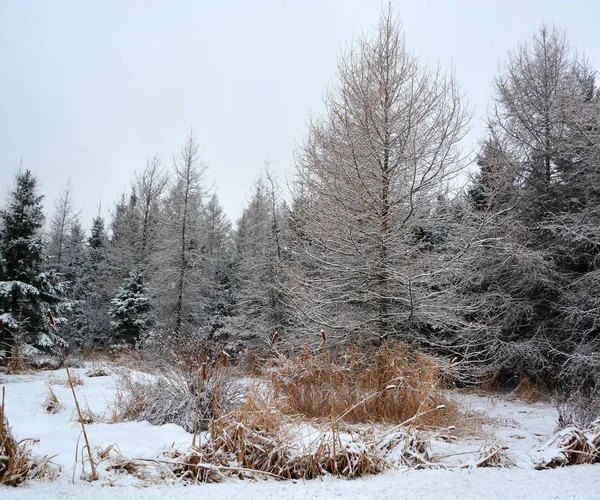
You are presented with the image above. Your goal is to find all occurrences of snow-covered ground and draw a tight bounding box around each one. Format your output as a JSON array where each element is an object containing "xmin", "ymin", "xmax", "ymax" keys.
[{"xmin": 1, "ymin": 366, "xmax": 599, "ymax": 499}]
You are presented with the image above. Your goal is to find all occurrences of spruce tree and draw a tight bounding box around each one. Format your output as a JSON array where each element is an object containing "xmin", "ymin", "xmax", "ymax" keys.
[
  {"xmin": 109, "ymin": 268, "xmax": 151, "ymax": 344},
  {"xmin": 0, "ymin": 169, "xmax": 50, "ymax": 347}
]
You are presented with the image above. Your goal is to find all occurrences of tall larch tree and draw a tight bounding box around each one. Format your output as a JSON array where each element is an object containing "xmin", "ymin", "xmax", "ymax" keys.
[{"xmin": 288, "ymin": 5, "xmax": 471, "ymax": 346}]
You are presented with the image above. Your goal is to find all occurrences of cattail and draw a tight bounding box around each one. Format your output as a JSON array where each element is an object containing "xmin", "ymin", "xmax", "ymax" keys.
[
  {"xmin": 321, "ymin": 329, "xmax": 327, "ymax": 342},
  {"xmin": 221, "ymin": 350, "xmax": 230, "ymax": 367},
  {"xmin": 271, "ymin": 331, "xmax": 279, "ymax": 345},
  {"xmin": 0, "ymin": 317, "xmax": 3, "ymax": 333},
  {"xmin": 47, "ymin": 310, "xmax": 56, "ymax": 330},
  {"xmin": 201, "ymin": 361, "xmax": 207, "ymax": 381}
]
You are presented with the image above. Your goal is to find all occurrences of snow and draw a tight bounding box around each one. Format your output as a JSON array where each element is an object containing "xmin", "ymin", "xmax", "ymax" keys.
[
  {"xmin": 1, "ymin": 368, "xmax": 599, "ymax": 499},
  {"xmin": 3, "ymin": 466, "xmax": 600, "ymax": 500}
]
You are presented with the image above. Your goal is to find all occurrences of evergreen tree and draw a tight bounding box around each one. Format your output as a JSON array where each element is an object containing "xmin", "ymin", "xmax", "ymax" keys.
[
  {"xmin": 0, "ymin": 169, "xmax": 53, "ymax": 348},
  {"xmin": 83, "ymin": 215, "xmax": 113, "ymax": 345},
  {"xmin": 60, "ymin": 220, "xmax": 89, "ymax": 345},
  {"xmin": 459, "ymin": 24, "xmax": 600, "ymax": 385},
  {"xmin": 109, "ymin": 268, "xmax": 151, "ymax": 344}
]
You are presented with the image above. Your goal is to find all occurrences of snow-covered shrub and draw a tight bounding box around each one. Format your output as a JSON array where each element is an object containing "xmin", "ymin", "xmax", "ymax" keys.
[
  {"xmin": 84, "ymin": 364, "xmax": 111, "ymax": 377},
  {"xmin": 117, "ymin": 368, "xmax": 238, "ymax": 433},
  {"xmin": 136, "ymin": 329, "xmax": 225, "ymax": 377},
  {"xmin": 556, "ymin": 386, "xmax": 600, "ymax": 429}
]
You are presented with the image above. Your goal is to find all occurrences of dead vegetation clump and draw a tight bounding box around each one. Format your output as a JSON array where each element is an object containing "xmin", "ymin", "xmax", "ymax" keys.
[
  {"xmin": 510, "ymin": 375, "xmax": 551, "ymax": 403},
  {"xmin": 42, "ymin": 383, "xmax": 64, "ymax": 414},
  {"xmin": 4, "ymin": 343, "xmax": 30, "ymax": 374},
  {"xmin": 472, "ymin": 440, "xmax": 515, "ymax": 468},
  {"xmin": 556, "ymin": 387, "xmax": 600, "ymax": 429},
  {"xmin": 168, "ymin": 391, "xmax": 391, "ymax": 482},
  {"xmin": 85, "ymin": 364, "xmax": 111, "ymax": 378},
  {"xmin": 536, "ymin": 419, "xmax": 600, "ymax": 469},
  {"xmin": 270, "ymin": 343, "xmax": 456, "ymax": 427},
  {"xmin": 1, "ymin": 389, "xmax": 58, "ymax": 486}
]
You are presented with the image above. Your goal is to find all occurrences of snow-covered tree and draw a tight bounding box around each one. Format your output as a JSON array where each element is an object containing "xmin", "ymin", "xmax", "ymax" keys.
[
  {"xmin": 81, "ymin": 214, "xmax": 113, "ymax": 345},
  {"xmin": 134, "ymin": 155, "xmax": 168, "ymax": 264},
  {"xmin": 288, "ymin": 6, "xmax": 471, "ymax": 345},
  {"xmin": 232, "ymin": 174, "xmax": 289, "ymax": 345},
  {"xmin": 154, "ymin": 134, "xmax": 208, "ymax": 333},
  {"xmin": 47, "ymin": 179, "xmax": 77, "ymax": 272},
  {"xmin": 109, "ymin": 267, "xmax": 151, "ymax": 344},
  {"xmin": 459, "ymin": 24, "xmax": 600, "ymax": 385},
  {"xmin": 59, "ymin": 219, "xmax": 89, "ymax": 345},
  {"xmin": 0, "ymin": 169, "xmax": 57, "ymax": 350},
  {"xmin": 199, "ymin": 194, "xmax": 234, "ymax": 339}
]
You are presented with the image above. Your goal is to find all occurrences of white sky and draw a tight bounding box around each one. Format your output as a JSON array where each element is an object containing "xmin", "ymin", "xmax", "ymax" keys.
[{"xmin": 1, "ymin": 0, "xmax": 599, "ymax": 229}]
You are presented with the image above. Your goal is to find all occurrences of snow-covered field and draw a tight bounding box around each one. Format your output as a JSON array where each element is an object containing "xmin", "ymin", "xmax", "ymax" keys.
[{"xmin": 1, "ymin": 366, "xmax": 599, "ymax": 500}]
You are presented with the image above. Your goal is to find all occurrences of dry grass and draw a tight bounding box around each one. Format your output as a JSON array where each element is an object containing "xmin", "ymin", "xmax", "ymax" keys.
[
  {"xmin": 270, "ymin": 344, "xmax": 456, "ymax": 427},
  {"xmin": 1, "ymin": 388, "xmax": 58, "ymax": 486},
  {"xmin": 4, "ymin": 343, "xmax": 30, "ymax": 374},
  {"xmin": 49, "ymin": 370, "xmax": 84, "ymax": 387},
  {"xmin": 167, "ymin": 390, "xmax": 391, "ymax": 482},
  {"xmin": 510, "ymin": 375, "xmax": 551, "ymax": 403},
  {"xmin": 42, "ymin": 383, "xmax": 64, "ymax": 414},
  {"xmin": 472, "ymin": 440, "xmax": 515, "ymax": 468}
]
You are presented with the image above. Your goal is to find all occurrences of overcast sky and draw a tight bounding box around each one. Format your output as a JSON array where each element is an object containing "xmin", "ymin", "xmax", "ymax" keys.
[{"xmin": 1, "ymin": 0, "xmax": 599, "ymax": 229}]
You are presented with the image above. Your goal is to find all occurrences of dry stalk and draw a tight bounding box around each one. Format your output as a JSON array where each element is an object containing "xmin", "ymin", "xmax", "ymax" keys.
[
  {"xmin": 47, "ymin": 310, "xmax": 97, "ymax": 481},
  {"xmin": 192, "ymin": 361, "xmax": 207, "ymax": 448},
  {"xmin": 469, "ymin": 440, "xmax": 515, "ymax": 468}
]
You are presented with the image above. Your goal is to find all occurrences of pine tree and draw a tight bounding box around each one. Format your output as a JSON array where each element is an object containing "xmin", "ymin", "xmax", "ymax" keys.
[
  {"xmin": 60, "ymin": 220, "xmax": 89, "ymax": 345},
  {"xmin": 0, "ymin": 169, "xmax": 52, "ymax": 348}
]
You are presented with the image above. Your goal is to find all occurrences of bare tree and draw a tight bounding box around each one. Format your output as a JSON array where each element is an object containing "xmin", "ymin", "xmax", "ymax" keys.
[
  {"xmin": 135, "ymin": 155, "xmax": 168, "ymax": 263},
  {"xmin": 47, "ymin": 179, "xmax": 78, "ymax": 270},
  {"xmin": 232, "ymin": 173, "xmax": 290, "ymax": 344},
  {"xmin": 492, "ymin": 24, "xmax": 593, "ymax": 198},
  {"xmin": 288, "ymin": 6, "xmax": 471, "ymax": 345},
  {"xmin": 155, "ymin": 134, "xmax": 208, "ymax": 333}
]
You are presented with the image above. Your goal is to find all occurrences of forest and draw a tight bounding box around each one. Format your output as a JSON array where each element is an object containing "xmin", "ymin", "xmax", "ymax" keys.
[
  {"xmin": 2, "ymin": 8, "xmax": 600, "ymax": 409},
  {"xmin": 1, "ymin": 6, "xmax": 600, "ymax": 494}
]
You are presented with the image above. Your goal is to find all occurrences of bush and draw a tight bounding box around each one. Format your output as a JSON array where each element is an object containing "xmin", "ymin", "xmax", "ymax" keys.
[{"xmin": 117, "ymin": 367, "xmax": 238, "ymax": 433}]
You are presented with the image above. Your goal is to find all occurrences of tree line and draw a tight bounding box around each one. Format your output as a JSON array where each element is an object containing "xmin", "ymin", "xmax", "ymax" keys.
[{"xmin": 1, "ymin": 7, "xmax": 599, "ymax": 395}]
